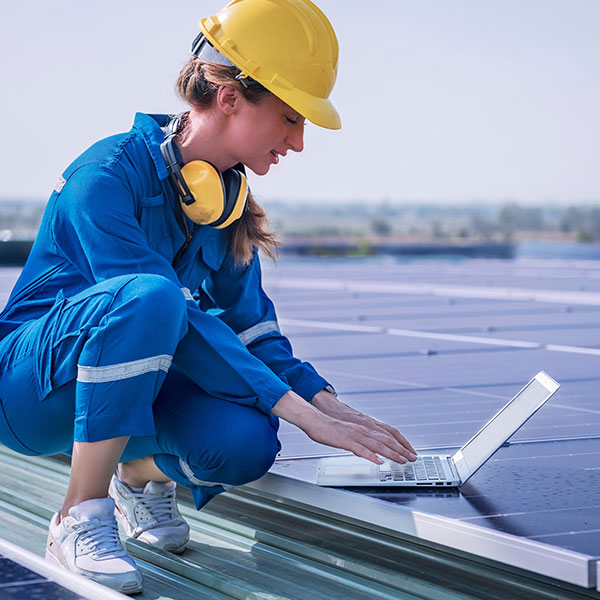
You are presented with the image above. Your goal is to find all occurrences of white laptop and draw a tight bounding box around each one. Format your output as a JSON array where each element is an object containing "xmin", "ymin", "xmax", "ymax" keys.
[{"xmin": 317, "ymin": 371, "xmax": 559, "ymax": 488}]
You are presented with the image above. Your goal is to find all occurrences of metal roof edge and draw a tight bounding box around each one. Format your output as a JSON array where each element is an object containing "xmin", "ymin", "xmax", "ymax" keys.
[{"xmin": 245, "ymin": 472, "xmax": 596, "ymax": 588}]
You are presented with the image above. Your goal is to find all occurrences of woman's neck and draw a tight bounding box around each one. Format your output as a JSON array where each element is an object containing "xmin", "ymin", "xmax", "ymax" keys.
[{"xmin": 178, "ymin": 109, "xmax": 234, "ymax": 172}]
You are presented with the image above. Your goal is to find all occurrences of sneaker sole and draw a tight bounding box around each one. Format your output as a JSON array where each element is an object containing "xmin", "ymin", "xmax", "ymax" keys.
[
  {"xmin": 46, "ymin": 538, "xmax": 143, "ymax": 594},
  {"xmin": 114, "ymin": 508, "xmax": 189, "ymax": 554},
  {"xmin": 118, "ymin": 579, "xmax": 144, "ymax": 594},
  {"xmin": 162, "ymin": 542, "xmax": 187, "ymax": 554}
]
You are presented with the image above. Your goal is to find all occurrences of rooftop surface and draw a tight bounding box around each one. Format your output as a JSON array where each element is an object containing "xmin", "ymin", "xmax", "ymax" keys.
[{"xmin": 1, "ymin": 255, "xmax": 599, "ymax": 598}]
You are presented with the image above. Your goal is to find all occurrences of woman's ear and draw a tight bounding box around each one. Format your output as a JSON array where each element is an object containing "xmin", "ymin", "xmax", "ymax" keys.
[{"xmin": 216, "ymin": 85, "xmax": 241, "ymax": 116}]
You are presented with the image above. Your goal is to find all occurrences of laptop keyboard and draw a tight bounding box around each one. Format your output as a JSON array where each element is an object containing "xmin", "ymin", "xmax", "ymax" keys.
[{"xmin": 379, "ymin": 456, "xmax": 447, "ymax": 482}]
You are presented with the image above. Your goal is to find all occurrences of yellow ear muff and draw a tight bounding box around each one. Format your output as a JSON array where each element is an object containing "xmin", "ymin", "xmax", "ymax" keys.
[
  {"xmin": 213, "ymin": 173, "xmax": 248, "ymax": 229},
  {"xmin": 180, "ymin": 161, "xmax": 225, "ymax": 225},
  {"xmin": 160, "ymin": 113, "xmax": 248, "ymax": 228}
]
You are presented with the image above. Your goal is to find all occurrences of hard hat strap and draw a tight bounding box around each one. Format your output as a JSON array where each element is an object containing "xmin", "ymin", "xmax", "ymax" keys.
[{"xmin": 191, "ymin": 33, "xmax": 258, "ymax": 88}]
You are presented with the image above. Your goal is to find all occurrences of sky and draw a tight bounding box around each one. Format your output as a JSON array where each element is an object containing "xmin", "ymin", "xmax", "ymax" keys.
[{"xmin": 0, "ymin": 0, "xmax": 598, "ymax": 205}]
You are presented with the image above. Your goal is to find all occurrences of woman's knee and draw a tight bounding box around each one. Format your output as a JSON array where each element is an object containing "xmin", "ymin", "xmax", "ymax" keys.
[
  {"xmin": 230, "ymin": 426, "xmax": 280, "ymax": 484},
  {"xmin": 187, "ymin": 414, "xmax": 280, "ymax": 486}
]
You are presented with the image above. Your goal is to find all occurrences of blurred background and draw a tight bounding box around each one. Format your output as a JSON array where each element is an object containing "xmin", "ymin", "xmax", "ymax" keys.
[{"xmin": 0, "ymin": 0, "xmax": 599, "ymax": 256}]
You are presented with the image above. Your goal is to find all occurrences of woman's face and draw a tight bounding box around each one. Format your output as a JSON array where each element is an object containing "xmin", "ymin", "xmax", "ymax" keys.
[{"xmin": 226, "ymin": 91, "xmax": 305, "ymax": 176}]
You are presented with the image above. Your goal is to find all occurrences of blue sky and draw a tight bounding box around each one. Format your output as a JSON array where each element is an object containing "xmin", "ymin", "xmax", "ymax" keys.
[{"xmin": 0, "ymin": 0, "xmax": 598, "ymax": 204}]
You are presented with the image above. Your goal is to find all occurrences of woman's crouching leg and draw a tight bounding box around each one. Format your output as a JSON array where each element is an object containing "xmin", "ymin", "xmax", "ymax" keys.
[
  {"xmin": 65, "ymin": 274, "xmax": 188, "ymax": 442},
  {"xmin": 143, "ymin": 367, "xmax": 281, "ymax": 509},
  {"xmin": 0, "ymin": 274, "xmax": 189, "ymax": 455}
]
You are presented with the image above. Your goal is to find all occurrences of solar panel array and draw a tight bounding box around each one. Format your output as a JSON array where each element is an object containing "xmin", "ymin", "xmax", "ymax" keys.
[{"xmin": 262, "ymin": 257, "xmax": 600, "ymax": 562}]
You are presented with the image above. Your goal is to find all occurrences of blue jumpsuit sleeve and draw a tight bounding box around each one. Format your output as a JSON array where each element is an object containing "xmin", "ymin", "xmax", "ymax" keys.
[
  {"xmin": 202, "ymin": 248, "xmax": 331, "ymax": 402},
  {"xmin": 51, "ymin": 164, "xmax": 291, "ymax": 414}
]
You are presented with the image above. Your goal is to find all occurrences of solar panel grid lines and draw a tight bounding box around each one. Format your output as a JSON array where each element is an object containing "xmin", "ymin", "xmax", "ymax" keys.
[
  {"xmin": 278, "ymin": 314, "xmax": 600, "ymax": 344},
  {"xmin": 264, "ymin": 256, "xmax": 600, "ymax": 295},
  {"xmin": 260, "ymin": 257, "xmax": 600, "ymax": 575},
  {"xmin": 271, "ymin": 279, "xmax": 600, "ymax": 304}
]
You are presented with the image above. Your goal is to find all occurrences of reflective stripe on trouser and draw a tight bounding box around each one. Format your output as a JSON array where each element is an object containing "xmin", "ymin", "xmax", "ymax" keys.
[
  {"xmin": 0, "ymin": 274, "xmax": 188, "ymax": 444},
  {"xmin": 0, "ymin": 362, "xmax": 280, "ymax": 510}
]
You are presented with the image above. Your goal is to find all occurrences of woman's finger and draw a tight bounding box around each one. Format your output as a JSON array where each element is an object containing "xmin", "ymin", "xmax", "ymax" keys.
[
  {"xmin": 348, "ymin": 442, "xmax": 383, "ymax": 465},
  {"xmin": 350, "ymin": 428, "xmax": 410, "ymax": 465},
  {"xmin": 352, "ymin": 422, "xmax": 416, "ymax": 462},
  {"xmin": 378, "ymin": 422, "xmax": 418, "ymax": 455},
  {"xmin": 354, "ymin": 415, "xmax": 418, "ymax": 457},
  {"xmin": 304, "ymin": 417, "xmax": 413, "ymax": 465},
  {"xmin": 345, "ymin": 428, "xmax": 409, "ymax": 465}
]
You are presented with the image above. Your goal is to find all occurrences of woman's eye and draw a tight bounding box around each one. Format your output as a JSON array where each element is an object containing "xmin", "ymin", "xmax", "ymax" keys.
[{"xmin": 286, "ymin": 117, "xmax": 298, "ymax": 125}]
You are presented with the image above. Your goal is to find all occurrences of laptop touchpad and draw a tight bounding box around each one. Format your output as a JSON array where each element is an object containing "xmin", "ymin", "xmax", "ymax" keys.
[{"xmin": 324, "ymin": 465, "xmax": 373, "ymax": 478}]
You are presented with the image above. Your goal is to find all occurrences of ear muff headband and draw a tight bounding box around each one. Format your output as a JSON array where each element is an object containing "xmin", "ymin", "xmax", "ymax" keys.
[{"xmin": 159, "ymin": 113, "xmax": 248, "ymax": 228}]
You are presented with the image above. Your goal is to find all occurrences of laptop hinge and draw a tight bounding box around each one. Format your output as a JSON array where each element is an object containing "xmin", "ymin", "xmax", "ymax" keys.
[{"xmin": 451, "ymin": 450, "xmax": 471, "ymax": 484}]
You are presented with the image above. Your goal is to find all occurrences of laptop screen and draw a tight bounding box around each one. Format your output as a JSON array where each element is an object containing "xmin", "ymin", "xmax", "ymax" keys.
[{"xmin": 456, "ymin": 376, "xmax": 556, "ymax": 476}]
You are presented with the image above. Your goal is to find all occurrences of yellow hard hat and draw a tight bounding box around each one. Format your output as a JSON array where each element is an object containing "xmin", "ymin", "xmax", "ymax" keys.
[{"xmin": 195, "ymin": 0, "xmax": 341, "ymax": 130}]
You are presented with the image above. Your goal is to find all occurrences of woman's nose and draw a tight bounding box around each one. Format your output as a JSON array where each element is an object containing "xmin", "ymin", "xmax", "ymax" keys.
[{"xmin": 288, "ymin": 123, "xmax": 305, "ymax": 153}]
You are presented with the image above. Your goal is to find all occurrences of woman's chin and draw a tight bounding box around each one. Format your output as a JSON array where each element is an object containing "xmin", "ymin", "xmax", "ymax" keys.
[{"xmin": 247, "ymin": 163, "xmax": 270, "ymax": 176}]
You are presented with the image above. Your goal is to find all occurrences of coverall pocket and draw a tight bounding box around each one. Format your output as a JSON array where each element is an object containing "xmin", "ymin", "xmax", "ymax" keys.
[
  {"xmin": 0, "ymin": 396, "xmax": 41, "ymax": 456},
  {"xmin": 34, "ymin": 293, "xmax": 67, "ymax": 400},
  {"xmin": 139, "ymin": 194, "xmax": 165, "ymax": 208},
  {"xmin": 138, "ymin": 193, "xmax": 172, "ymax": 252},
  {"xmin": 41, "ymin": 276, "xmax": 140, "ymax": 396}
]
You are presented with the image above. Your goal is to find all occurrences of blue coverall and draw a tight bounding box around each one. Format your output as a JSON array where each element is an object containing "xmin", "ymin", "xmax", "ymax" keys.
[{"xmin": 0, "ymin": 113, "xmax": 330, "ymax": 508}]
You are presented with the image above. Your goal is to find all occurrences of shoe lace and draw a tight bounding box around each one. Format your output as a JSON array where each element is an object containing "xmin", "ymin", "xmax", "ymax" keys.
[
  {"xmin": 130, "ymin": 486, "xmax": 180, "ymax": 533},
  {"xmin": 74, "ymin": 518, "xmax": 126, "ymax": 558}
]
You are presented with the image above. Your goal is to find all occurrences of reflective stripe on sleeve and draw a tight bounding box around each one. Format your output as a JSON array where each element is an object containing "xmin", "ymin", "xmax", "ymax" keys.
[
  {"xmin": 181, "ymin": 287, "xmax": 195, "ymax": 301},
  {"xmin": 77, "ymin": 354, "xmax": 173, "ymax": 383},
  {"xmin": 179, "ymin": 459, "xmax": 234, "ymax": 490},
  {"xmin": 237, "ymin": 320, "xmax": 280, "ymax": 346}
]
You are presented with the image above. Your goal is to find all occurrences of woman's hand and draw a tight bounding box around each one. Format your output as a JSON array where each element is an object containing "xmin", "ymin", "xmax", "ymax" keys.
[
  {"xmin": 310, "ymin": 388, "xmax": 417, "ymax": 458},
  {"xmin": 271, "ymin": 390, "xmax": 417, "ymax": 465}
]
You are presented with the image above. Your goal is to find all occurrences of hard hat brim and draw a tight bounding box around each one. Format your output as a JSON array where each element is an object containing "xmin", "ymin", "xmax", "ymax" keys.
[
  {"xmin": 199, "ymin": 23, "xmax": 341, "ymax": 130},
  {"xmin": 261, "ymin": 80, "xmax": 341, "ymax": 130}
]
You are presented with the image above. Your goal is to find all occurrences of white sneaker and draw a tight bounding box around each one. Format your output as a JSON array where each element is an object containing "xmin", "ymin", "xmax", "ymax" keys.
[
  {"xmin": 109, "ymin": 476, "xmax": 190, "ymax": 554},
  {"xmin": 45, "ymin": 497, "xmax": 143, "ymax": 594}
]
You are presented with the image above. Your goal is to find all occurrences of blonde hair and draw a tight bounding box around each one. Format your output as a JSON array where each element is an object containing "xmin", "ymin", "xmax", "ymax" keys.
[{"xmin": 176, "ymin": 58, "xmax": 280, "ymax": 266}]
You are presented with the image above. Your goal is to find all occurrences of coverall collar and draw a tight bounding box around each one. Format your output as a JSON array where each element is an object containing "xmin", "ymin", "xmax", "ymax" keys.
[{"xmin": 133, "ymin": 113, "xmax": 171, "ymax": 181}]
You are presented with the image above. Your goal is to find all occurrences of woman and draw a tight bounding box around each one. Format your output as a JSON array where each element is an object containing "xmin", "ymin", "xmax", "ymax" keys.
[{"xmin": 0, "ymin": 0, "xmax": 416, "ymax": 593}]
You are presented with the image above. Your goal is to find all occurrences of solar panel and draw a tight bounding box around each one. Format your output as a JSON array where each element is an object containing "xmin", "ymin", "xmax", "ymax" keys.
[
  {"xmin": 261, "ymin": 257, "xmax": 600, "ymax": 578},
  {"xmin": 0, "ymin": 554, "xmax": 84, "ymax": 599},
  {"xmin": 0, "ymin": 538, "xmax": 128, "ymax": 599}
]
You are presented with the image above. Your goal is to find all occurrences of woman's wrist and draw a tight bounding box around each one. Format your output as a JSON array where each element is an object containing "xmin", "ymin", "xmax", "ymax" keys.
[
  {"xmin": 311, "ymin": 388, "xmax": 366, "ymax": 424},
  {"xmin": 311, "ymin": 388, "xmax": 340, "ymax": 412},
  {"xmin": 271, "ymin": 390, "xmax": 323, "ymax": 429}
]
